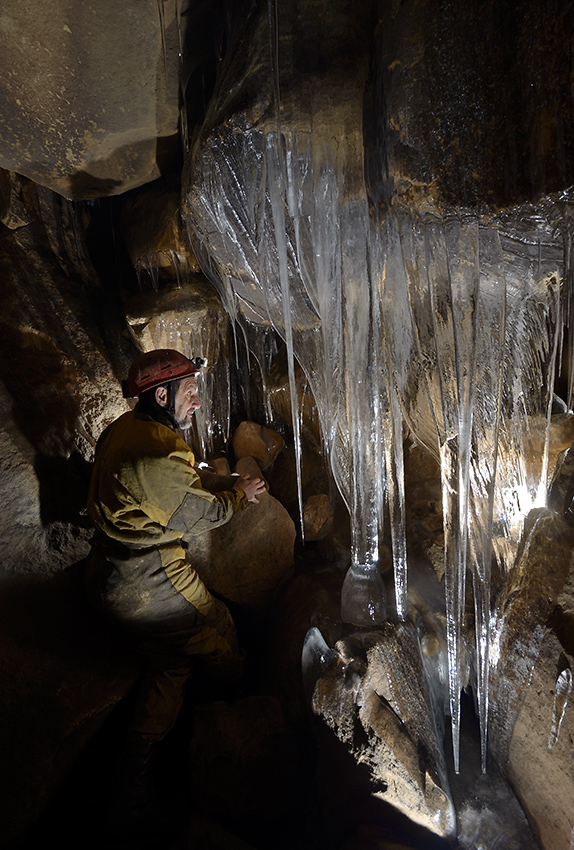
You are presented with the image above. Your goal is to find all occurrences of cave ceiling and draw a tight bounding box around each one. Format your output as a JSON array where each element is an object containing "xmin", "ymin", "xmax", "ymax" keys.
[{"xmin": 0, "ymin": 0, "xmax": 572, "ymax": 211}]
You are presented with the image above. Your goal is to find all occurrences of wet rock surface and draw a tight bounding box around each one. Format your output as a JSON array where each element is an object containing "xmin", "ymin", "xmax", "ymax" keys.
[{"xmin": 232, "ymin": 420, "xmax": 285, "ymax": 471}]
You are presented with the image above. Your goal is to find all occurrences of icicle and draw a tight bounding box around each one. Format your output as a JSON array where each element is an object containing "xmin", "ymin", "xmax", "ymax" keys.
[
  {"xmin": 264, "ymin": 135, "xmax": 306, "ymax": 541},
  {"xmin": 265, "ymin": 0, "xmax": 306, "ymax": 540},
  {"xmin": 334, "ymin": 171, "xmax": 387, "ymax": 627},
  {"xmin": 183, "ymin": 0, "xmax": 572, "ymax": 780},
  {"xmin": 548, "ymin": 668, "xmax": 572, "ymax": 751},
  {"xmin": 375, "ymin": 213, "xmax": 410, "ymax": 620},
  {"xmin": 469, "ymin": 227, "xmax": 507, "ymax": 773},
  {"xmin": 383, "ymin": 376, "xmax": 407, "ymax": 620}
]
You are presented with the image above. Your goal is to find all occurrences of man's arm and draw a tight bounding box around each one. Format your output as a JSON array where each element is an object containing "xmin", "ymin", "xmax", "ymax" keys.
[{"xmin": 167, "ymin": 474, "xmax": 265, "ymax": 533}]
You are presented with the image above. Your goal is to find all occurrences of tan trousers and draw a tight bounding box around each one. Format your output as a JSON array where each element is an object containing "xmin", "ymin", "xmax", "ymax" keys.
[{"xmin": 125, "ymin": 598, "xmax": 244, "ymax": 742}]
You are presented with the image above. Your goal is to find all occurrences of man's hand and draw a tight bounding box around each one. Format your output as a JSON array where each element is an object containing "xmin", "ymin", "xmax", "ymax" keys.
[{"xmin": 235, "ymin": 473, "xmax": 266, "ymax": 504}]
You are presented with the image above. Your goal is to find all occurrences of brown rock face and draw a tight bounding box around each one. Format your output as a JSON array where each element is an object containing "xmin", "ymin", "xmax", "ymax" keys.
[
  {"xmin": 303, "ymin": 493, "xmax": 333, "ymax": 541},
  {"xmin": 185, "ymin": 457, "xmax": 296, "ymax": 613},
  {"xmin": 231, "ymin": 420, "xmax": 285, "ymax": 470},
  {"xmin": 120, "ymin": 183, "xmax": 201, "ymax": 276},
  {"xmin": 304, "ymin": 618, "xmax": 456, "ymax": 839},
  {"xmin": 489, "ymin": 509, "xmax": 574, "ymax": 849},
  {"xmin": 124, "ymin": 276, "xmax": 229, "ymax": 359},
  {"xmin": 0, "ymin": 0, "xmax": 185, "ymax": 199}
]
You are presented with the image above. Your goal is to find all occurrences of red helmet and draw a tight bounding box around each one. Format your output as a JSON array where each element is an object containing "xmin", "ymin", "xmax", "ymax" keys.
[{"xmin": 123, "ymin": 349, "xmax": 204, "ymax": 398}]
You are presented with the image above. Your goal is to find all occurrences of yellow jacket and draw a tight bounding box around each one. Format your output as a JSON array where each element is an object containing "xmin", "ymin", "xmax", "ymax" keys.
[{"xmin": 86, "ymin": 410, "xmax": 248, "ymax": 630}]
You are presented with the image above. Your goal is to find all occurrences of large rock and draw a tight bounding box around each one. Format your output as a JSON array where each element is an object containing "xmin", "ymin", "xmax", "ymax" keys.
[
  {"xmin": 0, "ymin": 169, "xmax": 36, "ymax": 230},
  {"xmin": 0, "ymin": 198, "xmax": 131, "ymax": 570},
  {"xmin": 124, "ymin": 275, "xmax": 229, "ymax": 361},
  {"xmin": 302, "ymin": 493, "xmax": 333, "ymax": 541},
  {"xmin": 369, "ymin": 0, "xmax": 574, "ymax": 211},
  {"xmin": 0, "ymin": 0, "xmax": 183, "ymax": 198},
  {"xmin": 302, "ymin": 616, "xmax": 456, "ymax": 840},
  {"xmin": 120, "ymin": 182, "xmax": 201, "ymax": 277},
  {"xmin": 186, "ymin": 456, "xmax": 296, "ymax": 613},
  {"xmin": 231, "ymin": 420, "xmax": 285, "ymax": 471},
  {"xmin": 0, "ymin": 169, "xmax": 139, "ymax": 844},
  {"xmin": 267, "ymin": 350, "xmax": 323, "ymax": 451}
]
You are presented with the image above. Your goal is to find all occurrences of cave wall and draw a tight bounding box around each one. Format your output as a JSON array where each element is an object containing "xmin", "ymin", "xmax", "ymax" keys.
[{"xmin": 1, "ymin": 2, "xmax": 574, "ymax": 848}]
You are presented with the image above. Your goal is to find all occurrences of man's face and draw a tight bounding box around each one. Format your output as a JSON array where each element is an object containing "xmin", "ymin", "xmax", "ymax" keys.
[{"xmin": 172, "ymin": 375, "xmax": 201, "ymax": 428}]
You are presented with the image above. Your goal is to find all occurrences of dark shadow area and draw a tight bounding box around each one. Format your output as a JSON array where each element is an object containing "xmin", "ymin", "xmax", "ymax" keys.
[
  {"xmin": 84, "ymin": 196, "xmax": 138, "ymax": 300},
  {"xmin": 0, "ymin": 562, "xmax": 141, "ymax": 849}
]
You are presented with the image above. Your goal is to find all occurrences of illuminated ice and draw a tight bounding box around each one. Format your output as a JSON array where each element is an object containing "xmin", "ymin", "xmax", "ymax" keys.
[{"xmin": 185, "ymin": 3, "xmax": 566, "ymax": 773}]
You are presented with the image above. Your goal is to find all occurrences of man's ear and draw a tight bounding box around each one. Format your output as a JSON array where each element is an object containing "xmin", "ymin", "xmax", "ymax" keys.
[{"xmin": 155, "ymin": 385, "xmax": 168, "ymax": 408}]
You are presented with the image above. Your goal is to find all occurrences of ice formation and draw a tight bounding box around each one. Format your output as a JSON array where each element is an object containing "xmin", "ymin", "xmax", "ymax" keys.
[
  {"xmin": 548, "ymin": 667, "xmax": 572, "ymax": 752},
  {"xmin": 183, "ymin": 1, "xmax": 569, "ymax": 774}
]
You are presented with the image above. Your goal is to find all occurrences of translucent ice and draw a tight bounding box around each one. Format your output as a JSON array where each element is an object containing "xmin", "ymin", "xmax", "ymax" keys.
[
  {"xmin": 548, "ymin": 667, "xmax": 572, "ymax": 752},
  {"xmin": 340, "ymin": 562, "xmax": 387, "ymax": 628},
  {"xmin": 184, "ymin": 1, "xmax": 565, "ymax": 773},
  {"xmin": 301, "ymin": 625, "xmax": 338, "ymax": 702}
]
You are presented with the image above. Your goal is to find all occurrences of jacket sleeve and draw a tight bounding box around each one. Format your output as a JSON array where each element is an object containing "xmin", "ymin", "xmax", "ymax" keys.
[{"xmin": 167, "ymin": 484, "xmax": 249, "ymax": 534}]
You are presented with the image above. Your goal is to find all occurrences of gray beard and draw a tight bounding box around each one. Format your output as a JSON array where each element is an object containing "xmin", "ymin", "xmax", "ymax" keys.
[{"xmin": 174, "ymin": 411, "xmax": 192, "ymax": 430}]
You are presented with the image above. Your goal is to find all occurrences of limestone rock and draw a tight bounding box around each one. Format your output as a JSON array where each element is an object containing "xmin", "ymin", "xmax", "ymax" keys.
[
  {"xmin": 303, "ymin": 494, "xmax": 333, "ymax": 541},
  {"xmin": 267, "ymin": 350, "xmax": 323, "ymax": 450},
  {"xmin": 209, "ymin": 456, "xmax": 232, "ymax": 477},
  {"xmin": 185, "ymin": 457, "xmax": 296, "ymax": 613},
  {"xmin": 268, "ymin": 442, "xmax": 333, "ymax": 527},
  {"xmin": 231, "ymin": 420, "xmax": 285, "ymax": 470},
  {"xmin": 548, "ymin": 441, "xmax": 574, "ymax": 519},
  {"xmin": 522, "ymin": 413, "xmax": 574, "ymax": 492},
  {"xmin": 120, "ymin": 183, "xmax": 201, "ymax": 276},
  {"xmin": 403, "ymin": 439, "xmax": 441, "ymax": 486},
  {"xmin": 304, "ymin": 620, "xmax": 456, "ymax": 840},
  {"xmin": 0, "ymin": 206, "xmax": 131, "ymax": 571},
  {"xmin": 0, "ymin": 0, "xmax": 185, "ymax": 198},
  {"xmin": 124, "ymin": 276, "xmax": 229, "ymax": 360},
  {"xmin": 0, "ymin": 169, "xmax": 35, "ymax": 230},
  {"xmin": 507, "ymin": 630, "xmax": 574, "ymax": 850},
  {"xmin": 489, "ymin": 508, "xmax": 574, "ymax": 850}
]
